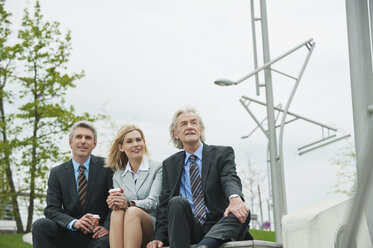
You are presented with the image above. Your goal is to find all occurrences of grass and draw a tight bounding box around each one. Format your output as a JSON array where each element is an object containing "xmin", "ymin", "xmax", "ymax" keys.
[
  {"xmin": 0, "ymin": 233, "xmax": 32, "ymax": 248},
  {"xmin": 250, "ymin": 229, "xmax": 276, "ymax": 242}
]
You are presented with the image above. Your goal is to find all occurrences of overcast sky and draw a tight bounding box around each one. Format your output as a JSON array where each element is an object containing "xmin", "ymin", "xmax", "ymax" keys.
[{"xmin": 6, "ymin": 0, "xmax": 354, "ymax": 222}]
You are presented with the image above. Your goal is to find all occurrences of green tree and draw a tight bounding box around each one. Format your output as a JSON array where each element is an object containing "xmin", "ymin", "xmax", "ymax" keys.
[
  {"xmin": 0, "ymin": 0, "xmax": 23, "ymax": 232},
  {"xmin": 16, "ymin": 1, "xmax": 103, "ymax": 232},
  {"xmin": 330, "ymin": 141, "xmax": 356, "ymax": 196},
  {"xmin": 0, "ymin": 1, "xmax": 104, "ymax": 233}
]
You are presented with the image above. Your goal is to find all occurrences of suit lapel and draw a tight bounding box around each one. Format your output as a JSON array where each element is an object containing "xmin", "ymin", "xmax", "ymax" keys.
[
  {"xmin": 136, "ymin": 170, "xmax": 149, "ymax": 192},
  {"xmin": 202, "ymin": 144, "xmax": 213, "ymax": 191},
  {"xmin": 123, "ymin": 171, "xmax": 137, "ymax": 196},
  {"xmin": 64, "ymin": 160, "xmax": 79, "ymax": 207},
  {"xmin": 170, "ymin": 151, "xmax": 185, "ymax": 196}
]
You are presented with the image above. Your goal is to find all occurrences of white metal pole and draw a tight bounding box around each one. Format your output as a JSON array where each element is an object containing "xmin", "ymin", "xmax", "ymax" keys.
[
  {"xmin": 260, "ymin": 0, "xmax": 287, "ymax": 242},
  {"xmin": 250, "ymin": 0, "xmax": 260, "ymax": 95},
  {"xmin": 344, "ymin": 0, "xmax": 373, "ymax": 245}
]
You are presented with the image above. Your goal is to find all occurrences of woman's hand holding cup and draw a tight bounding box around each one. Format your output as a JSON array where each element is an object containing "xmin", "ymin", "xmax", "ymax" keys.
[{"xmin": 107, "ymin": 188, "xmax": 127, "ymax": 210}]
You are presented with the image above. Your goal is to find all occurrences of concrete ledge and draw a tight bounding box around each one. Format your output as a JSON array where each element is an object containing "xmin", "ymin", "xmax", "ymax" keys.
[
  {"xmin": 23, "ymin": 232, "xmax": 32, "ymax": 245},
  {"xmin": 165, "ymin": 240, "xmax": 282, "ymax": 248},
  {"xmin": 282, "ymin": 197, "xmax": 372, "ymax": 248},
  {"xmin": 218, "ymin": 240, "xmax": 282, "ymax": 248},
  {"xmin": 0, "ymin": 220, "xmax": 17, "ymax": 233}
]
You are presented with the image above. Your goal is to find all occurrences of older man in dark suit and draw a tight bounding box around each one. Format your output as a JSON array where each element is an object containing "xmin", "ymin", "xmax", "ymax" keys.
[
  {"xmin": 147, "ymin": 107, "xmax": 252, "ymax": 248},
  {"xmin": 32, "ymin": 121, "xmax": 113, "ymax": 248}
]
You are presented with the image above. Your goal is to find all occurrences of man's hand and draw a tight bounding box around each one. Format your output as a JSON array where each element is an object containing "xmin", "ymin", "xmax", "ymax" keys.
[
  {"xmin": 106, "ymin": 188, "xmax": 127, "ymax": 210},
  {"xmin": 224, "ymin": 196, "xmax": 249, "ymax": 223},
  {"xmin": 146, "ymin": 240, "xmax": 164, "ymax": 248},
  {"xmin": 73, "ymin": 213, "xmax": 95, "ymax": 233},
  {"xmin": 92, "ymin": 226, "xmax": 109, "ymax": 239}
]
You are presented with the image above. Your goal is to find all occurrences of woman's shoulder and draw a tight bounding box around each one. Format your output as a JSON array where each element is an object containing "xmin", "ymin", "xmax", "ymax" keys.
[
  {"xmin": 147, "ymin": 159, "xmax": 162, "ymax": 170},
  {"xmin": 113, "ymin": 168, "xmax": 125, "ymax": 178}
]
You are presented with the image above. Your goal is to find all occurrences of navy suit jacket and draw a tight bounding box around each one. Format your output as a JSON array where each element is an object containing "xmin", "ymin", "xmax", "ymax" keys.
[
  {"xmin": 153, "ymin": 144, "xmax": 244, "ymax": 243},
  {"xmin": 44, "ymin": 155, "xmax": 113, "ymax": 230}
]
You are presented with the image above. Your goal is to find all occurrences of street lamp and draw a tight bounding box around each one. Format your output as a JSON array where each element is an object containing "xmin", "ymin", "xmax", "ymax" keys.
[
  {"xmin": 214, "ymin": 79, "xmax": 237, "ymax": 86},
  {"xmin": 215, "ymin": 67, "xmax": 286, "ymax": 243},
  {"xmin": 214, "ymin": 38, "xmax": 316, "ymax": 242}
]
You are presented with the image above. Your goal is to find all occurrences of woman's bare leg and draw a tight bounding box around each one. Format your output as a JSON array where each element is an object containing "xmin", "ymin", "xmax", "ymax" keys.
[
  {"xmin": 109, "ymin": 209, "xmax": 125, "ymax": 248},
  {"xmin": 123, "ymin": 206, "xmax": 154, "ymax": 248}
]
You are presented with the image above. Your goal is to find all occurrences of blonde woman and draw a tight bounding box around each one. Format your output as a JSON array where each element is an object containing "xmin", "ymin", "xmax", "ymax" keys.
[{"xmin": 106, "ymin": 124, "xmax": 162, "ymax": 248}]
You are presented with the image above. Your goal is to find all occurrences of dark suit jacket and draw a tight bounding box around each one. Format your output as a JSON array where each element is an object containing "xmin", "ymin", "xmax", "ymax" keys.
[
  {"xmin": 153, "ymin": 144, "xmax": 244, "ymax": 242},
  {"xmin": 44, "ymin": 155, "xmax": 113, "ymax": 230}
]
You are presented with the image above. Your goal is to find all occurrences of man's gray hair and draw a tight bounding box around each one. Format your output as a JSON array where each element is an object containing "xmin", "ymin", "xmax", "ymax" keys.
[
  {"xmin": 169, "ymin": 107, "xmax": 206, "ymax": 149},
  {"xmin": 69, "ymin": 121, "xmax": 97, "ymax": 142}
]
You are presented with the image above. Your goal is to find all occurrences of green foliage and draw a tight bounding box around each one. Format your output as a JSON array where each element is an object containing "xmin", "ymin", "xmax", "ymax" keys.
[
  {"xmin": 0, "ymin": 0, "xmax": 105, "ymax": 232},
  {"xmin": 250, "ymin": 229, "xmax": 276, "ymax": 242},
  {"xmin": 0, "ymin": 233, "xmax": 32, "ymax": 248},
  {"xmin": 0, "ymin": 0, "xmax": 23, "ymax": 230},
  {"xmin": 330, "ymin": 140, "xmax": 356, "ymax": 196}
]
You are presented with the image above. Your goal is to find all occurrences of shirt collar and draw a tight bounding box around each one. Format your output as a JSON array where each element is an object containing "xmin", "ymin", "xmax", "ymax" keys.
[
  {"xmin": 122, "ymin": 157, "xmax": 149, "ymax": 177},
  {"xmin": 184, "ymin": 143, "xmax": 203, "ymax": 164},
  {"xmin": 72, "ymin": 156, "xmax": 91, "ymax": 172}
]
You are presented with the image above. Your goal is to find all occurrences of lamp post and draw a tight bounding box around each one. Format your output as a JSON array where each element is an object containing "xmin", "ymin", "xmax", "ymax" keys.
[
  {"xmin": 215, "ymin": 37, "xmax": 315, "ymax": 242},
  {"xmin": 215, "ymin": 68, "xmax": 286, "ymax": 242}
]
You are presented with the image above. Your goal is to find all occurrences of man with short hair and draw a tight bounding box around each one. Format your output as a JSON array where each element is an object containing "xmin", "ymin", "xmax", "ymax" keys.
[
  {"xmin": 147, "ymin": 107, "xmax": 252, "ymax": 248},
  {"xmin": 32, "ymin": 121, "xmax": 112, "ymax": 248}
]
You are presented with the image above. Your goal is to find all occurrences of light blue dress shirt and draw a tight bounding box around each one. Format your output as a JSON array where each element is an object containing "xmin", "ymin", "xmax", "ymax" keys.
[
  {"xmin": 179, "ymin": 143, "xmax": 209, "ymax": 213},
  {"xmin": 67, "ymin": 156, "xmax": 91, "ymax": 230}
]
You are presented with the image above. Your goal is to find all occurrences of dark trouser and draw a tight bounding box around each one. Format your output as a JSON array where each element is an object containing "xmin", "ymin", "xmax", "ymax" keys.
[
  {"xmin": 167, "ymin": 196, "xmax": 251, "ymax": 248},
  {"xmin": 32, "ymin": 218, "xmax": 109, "ymax": 248}
]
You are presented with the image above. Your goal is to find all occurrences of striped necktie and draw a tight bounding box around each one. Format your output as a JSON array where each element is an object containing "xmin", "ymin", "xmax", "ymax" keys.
[
  {"xmin": 78, "ymin": 164, "xmax": 88, "ymax": 208},
  {"xmin": 189, "ymin": 155, "xmax": 207, "ymax": 225}
]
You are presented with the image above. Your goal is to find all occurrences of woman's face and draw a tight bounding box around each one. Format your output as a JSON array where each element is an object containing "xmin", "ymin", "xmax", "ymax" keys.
[{"xmin": 119, "ymin": 130, "xmax": 145, "ymax": 161}]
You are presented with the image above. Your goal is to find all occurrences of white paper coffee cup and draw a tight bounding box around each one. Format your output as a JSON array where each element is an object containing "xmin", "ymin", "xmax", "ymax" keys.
[
  {"xmin": 109, "ymin": 188, "xmax": 121, "ymax": 194},
  {"xmin": 92, "ymin": 214, "xmax": 100, "ymax": 227}
]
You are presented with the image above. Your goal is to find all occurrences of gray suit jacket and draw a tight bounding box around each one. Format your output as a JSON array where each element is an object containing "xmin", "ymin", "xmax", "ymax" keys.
[
  {"xmin": 112, "ymin": 159, "xmax": 162, "ymax": 222},
  {"xmin": 44, "ymin": 155, "xmax": 113, "ymax": 230}
]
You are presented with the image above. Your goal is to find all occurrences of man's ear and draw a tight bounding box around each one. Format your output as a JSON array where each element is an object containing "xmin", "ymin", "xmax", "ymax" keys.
[{"xmin": 173, "ymin": 130, "xmax": 179, "ymax": 139}]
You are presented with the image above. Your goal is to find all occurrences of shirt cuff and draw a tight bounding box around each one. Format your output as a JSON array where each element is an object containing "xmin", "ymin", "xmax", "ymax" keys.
[
  {"xmin": 228, "ymin": 194, "xmax": 240, "ymax": 200},
  {"xmin": 67, "ymin": 219, "xmax": 78, "ymax": 231}
]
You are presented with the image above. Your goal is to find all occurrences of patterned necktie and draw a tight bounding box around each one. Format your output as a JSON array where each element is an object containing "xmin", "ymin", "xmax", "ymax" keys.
[
  {"xmin": 78, "ymin": 164, "xmax": 88, "ymax": 208},
  {"xmin": 189, "ymin": 155, "xmax": 207, "ymax": 224}
]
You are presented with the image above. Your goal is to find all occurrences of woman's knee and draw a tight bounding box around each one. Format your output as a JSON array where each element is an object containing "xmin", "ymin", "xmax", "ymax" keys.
[
  {"xmin": 110, "ymin": 209, "xmax": 125, "ymax": 224},
  {"xmin": 124, "ymin": 206, "xmax": 143, "ymax": 221},
  {"xmin": 111, "ymin": 209, "xmax": 125, "ymax": 217}
]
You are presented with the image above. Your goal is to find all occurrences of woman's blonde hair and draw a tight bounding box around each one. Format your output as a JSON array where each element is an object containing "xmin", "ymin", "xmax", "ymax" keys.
[{"xmin": 105, "ymin": 124, "xmax": 149, "ymax": 171}]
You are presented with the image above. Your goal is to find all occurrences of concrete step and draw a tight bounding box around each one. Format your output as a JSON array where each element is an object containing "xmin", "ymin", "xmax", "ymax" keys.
[
  {"xmin": 165, "ymin": 240, "xmax": 283, "ymax": 248},
  {"xmin": 217, "ymin": 240, "xmax": 282, "ymax": 248},
  {"xmin": 0, "ymin": 220, "xmax": 17, "ymax": 233},
  {"xmin": 23, "ymin": 232, "xmax": 32, "ymax": 244}
]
